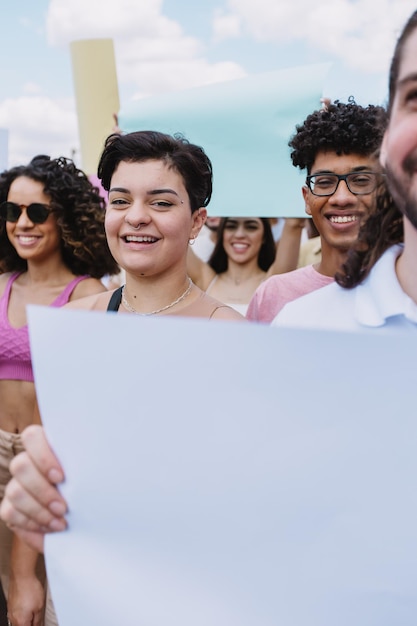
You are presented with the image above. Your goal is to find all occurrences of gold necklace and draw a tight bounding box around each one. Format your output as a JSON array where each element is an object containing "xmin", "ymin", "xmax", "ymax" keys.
[{"xmin": 121, "ymin": 278, "xmax": 193, "ymax": 316}]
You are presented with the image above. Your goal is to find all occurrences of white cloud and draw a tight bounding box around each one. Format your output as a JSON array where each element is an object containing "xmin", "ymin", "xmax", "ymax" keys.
[
  {"xmin": 222, "ymin": 0, "xmax": 416, "ymax": 73},
  {"xmin": 46, "ymin": 0, "xmax": 167, "ymax": 43},
  {"xmin": 125, "ymin": 58, "xmax": 246, "ymax": 100},
  {"xmin": 3, "ymin": 1, "xmax": 247, "ymax": 165},
  {"xmin": 212, "ymin": 9, "xmax": 242, "ymax": 41},
  {"xmin": 0, "ymin": 0, "xmax": 242, "ymax": 166},
  {"xmin": 47, "ymin": 0, "xmax": 246, "ymax": 97},
  {"xmin": 0, "ymin": 96, "xmax": 77, "ymax": 167}
]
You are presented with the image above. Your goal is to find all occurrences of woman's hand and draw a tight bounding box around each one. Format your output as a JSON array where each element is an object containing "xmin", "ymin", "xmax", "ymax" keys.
[{"xmin": 0, "ymin": 425, "xmax": 67, "ymax": 553}]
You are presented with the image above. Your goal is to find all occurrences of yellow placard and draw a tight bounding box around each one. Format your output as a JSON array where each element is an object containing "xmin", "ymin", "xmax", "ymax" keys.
[{"xmin": 70, "ymin": 39, "xmax": 119, "ymax": 175}]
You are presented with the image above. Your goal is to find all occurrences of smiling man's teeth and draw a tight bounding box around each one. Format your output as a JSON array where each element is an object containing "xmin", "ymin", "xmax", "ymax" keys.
[
  {"xmin": 126, "ymin": 235, "xmax": 157, "ymax": 242},
  {"xmin": 329, "ymin": 215, "xmax": 358, "ymax": 224}
]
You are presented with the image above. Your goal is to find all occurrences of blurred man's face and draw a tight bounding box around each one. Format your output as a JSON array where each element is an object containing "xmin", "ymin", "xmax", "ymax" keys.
[
  {"xmin": 205, "ymin": 216, "xmax": 221, "ymax": 231},
  {"xmin": 380, "ymin": 28, "xmax": 417, "ymax": 229}
]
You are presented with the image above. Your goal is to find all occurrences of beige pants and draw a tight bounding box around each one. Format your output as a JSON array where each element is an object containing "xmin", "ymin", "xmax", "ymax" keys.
[{"xmin": 0, "ymin": 428, "xmax": 59, "ymax": 626}]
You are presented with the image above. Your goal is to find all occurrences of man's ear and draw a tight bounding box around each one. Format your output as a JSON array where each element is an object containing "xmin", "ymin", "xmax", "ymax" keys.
[{"xmin": 302, "ymin": 186, "xmax": 312, "ymax": 216}]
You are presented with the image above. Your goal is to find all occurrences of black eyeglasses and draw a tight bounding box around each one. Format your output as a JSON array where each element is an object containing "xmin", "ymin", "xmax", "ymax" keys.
[
  {"xmin": 306, "ymin": 172, "xmax": 381, "ymax": 197},
  {"xmin": 0, "ymin": 201, "xmax": 52, "ymax": 224}
]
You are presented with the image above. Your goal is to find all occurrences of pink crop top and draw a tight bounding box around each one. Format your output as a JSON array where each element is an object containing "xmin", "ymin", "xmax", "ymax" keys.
[{"xmin": 0, "ymin": 273, "xmax": 89, "ymax": 382}]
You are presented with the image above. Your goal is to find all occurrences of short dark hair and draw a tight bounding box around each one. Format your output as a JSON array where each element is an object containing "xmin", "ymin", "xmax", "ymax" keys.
[
  {"xmin": 289, "ymin": 99, "xmax": 388, "ymax": 174},
  {"xmin": 208, "ymin": 217, "xmax": 276, "ymax": 273},
  {"xmin": 0, "ymin": 155, "xmax": 118, "ymax": 277},
  {"xmin": 97, "ymin": 131, "xmax": 213, "ymax": 213}
]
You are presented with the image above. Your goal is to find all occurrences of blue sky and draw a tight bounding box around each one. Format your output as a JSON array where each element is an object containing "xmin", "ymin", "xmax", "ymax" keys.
[{"xmin": 0, "ymin": 0, "xmax": 415, "ymax": 167}]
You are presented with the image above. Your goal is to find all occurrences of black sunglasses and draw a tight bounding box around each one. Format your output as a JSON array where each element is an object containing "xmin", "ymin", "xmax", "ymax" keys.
[{"xmin": 0, "ymin": 201, "xmax": 52, "ymax": 224}]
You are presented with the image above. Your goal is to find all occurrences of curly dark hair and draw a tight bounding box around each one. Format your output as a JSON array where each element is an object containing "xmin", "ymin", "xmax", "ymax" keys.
[
  {"xmin": 0, "ymin": 155, "xmax": 119, "ymax": 277},
  {"xmin": 289, "ymin": 98, "xmax": 388, "ymax": 173},
  {"xmin": 208, "ymin": 217, "xmax": 276, "ymax": 273},
  {"xmin": 335, "ymin": 184, "xmax": 403, "ymax": 288},
  {"xmin": 98, "ymin": 131, "xmax": 213, "ymax": 213}
]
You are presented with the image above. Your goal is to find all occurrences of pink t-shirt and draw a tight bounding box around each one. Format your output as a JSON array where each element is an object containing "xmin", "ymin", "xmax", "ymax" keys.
[{"xmin": 246, "ymin": 265, "xmax": 334, "ymax": 324}]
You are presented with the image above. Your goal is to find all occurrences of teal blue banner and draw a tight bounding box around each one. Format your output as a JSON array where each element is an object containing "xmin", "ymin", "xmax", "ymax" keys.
[{"xmin": 120, "ymin": 63, "xmax": 331, "ymax": 217}]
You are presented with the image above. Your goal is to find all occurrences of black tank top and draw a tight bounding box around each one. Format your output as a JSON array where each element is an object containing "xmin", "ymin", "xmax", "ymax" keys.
[{"xmin": 107, "ymin": 287, "xmax": 122, "ymax": 312}]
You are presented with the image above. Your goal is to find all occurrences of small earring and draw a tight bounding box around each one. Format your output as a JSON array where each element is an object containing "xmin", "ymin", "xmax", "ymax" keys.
[{"xmin": 188, "ymin": 238, "xmax": 196, "ymax": 246}]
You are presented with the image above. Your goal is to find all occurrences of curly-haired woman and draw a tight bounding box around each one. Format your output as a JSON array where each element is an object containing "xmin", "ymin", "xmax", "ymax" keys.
[{"xmin": 0, "ymin": 154, "xmax": 118, "ymax": 626}]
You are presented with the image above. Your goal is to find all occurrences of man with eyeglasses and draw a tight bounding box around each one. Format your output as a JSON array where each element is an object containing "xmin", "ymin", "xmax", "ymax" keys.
[
  {"xmin": 246, "ymin": 99, "xmax": 387, "ymax": 324},
  {"xmin": 273, "ymin": 11, "xmax": 417, "ymax": 332}
]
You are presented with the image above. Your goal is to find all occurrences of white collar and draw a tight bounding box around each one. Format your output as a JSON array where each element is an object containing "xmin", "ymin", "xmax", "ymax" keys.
[{"xmin": 354, "ymin": 245, "xmax": 417, "ymax": 326}]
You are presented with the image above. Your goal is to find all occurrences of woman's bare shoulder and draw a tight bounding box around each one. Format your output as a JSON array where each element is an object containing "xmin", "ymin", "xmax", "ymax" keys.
[
  {"xmin": 192, "ymin": 290, "xmax": 247, "ymax": 322},
  {"xmin": 210, "ymin": 305, "xmax": 247, "ymax": 322},
  {"xmin": 64, "ymin": 290, "xmax": 113, "ymax": 311},
  {"xmin": 71, "ymin": 277, "xmax": 107, "ymax": 300}
]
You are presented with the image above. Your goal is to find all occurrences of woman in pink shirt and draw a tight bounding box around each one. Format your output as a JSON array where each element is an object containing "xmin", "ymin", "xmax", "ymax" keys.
[{"xmin": 0, "ymin": 154, "xmax": 118, "ymax": 626}]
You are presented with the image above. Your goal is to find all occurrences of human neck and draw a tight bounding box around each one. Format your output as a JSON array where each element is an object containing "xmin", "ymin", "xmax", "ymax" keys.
[
  {"xmin": 395, "ymin": 218, "xmax": 417, "ymax": 304},
  {"xmin": 123, "ymin": 272, "xmax": 193, "ymax": 314},
  {"xmin": 24, "ymin": 257, "xmax": 73, "ymax": 285},
  {"xmin": 223, "ymin": 259, "xmax": 264, "ymax": 285},
  {"xmin": 315, "ymin": 243, "xmax": 348, "ymax": 277}
]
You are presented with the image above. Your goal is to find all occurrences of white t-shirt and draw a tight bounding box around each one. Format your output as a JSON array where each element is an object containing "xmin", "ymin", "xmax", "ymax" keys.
[{"xmin": 272, "ymin": 245, "xmax": 417, "ymax": 332}]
